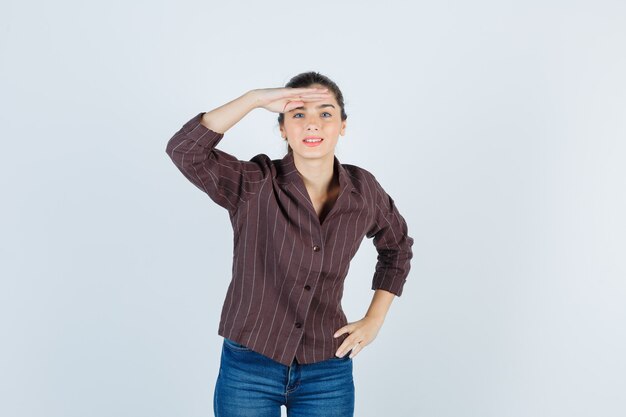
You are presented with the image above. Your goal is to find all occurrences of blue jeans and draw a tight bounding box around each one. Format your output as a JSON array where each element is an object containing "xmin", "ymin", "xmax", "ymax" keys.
[{"xmin": 213, "ymin": 337, "xmax": 355, "ymax": 416}]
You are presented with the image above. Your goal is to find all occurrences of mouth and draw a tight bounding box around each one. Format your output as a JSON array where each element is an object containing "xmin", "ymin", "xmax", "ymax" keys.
[{"xmin": 302, "ymin": 137, "xmax": 323, "ymax": 147}]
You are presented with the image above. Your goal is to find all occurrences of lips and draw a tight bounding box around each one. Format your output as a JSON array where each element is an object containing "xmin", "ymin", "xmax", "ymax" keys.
[
  {"xmin": 302, "ymin": 137, "xmax": 323, "ymax": 147},
  {"xmin": 303, "ymin": 136, "xmax": 323, "ymax": 141}
]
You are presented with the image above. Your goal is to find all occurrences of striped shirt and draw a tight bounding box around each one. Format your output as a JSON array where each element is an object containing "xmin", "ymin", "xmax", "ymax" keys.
[{"xmin": 165, "ymin": 112, "xmax": 414, "ymax": 366}]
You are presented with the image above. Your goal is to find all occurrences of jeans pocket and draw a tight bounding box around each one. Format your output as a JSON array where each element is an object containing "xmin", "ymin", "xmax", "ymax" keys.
[
  {"xmin": 223, "ymin": 337, "xmax": 253, "ymax": 351},
  {"xmin": 330, "ymin": 350, "xmax": 353, "ymax": 360}
]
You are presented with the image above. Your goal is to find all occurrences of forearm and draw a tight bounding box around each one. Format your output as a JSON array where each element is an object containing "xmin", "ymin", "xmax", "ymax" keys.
[
  {"xmin": 364, "ymin": 289, "xmax": 396, "ymax": 324},
  {"xmin": 200, "ymin": 90, "xmax": 260, "ymax": 134}
]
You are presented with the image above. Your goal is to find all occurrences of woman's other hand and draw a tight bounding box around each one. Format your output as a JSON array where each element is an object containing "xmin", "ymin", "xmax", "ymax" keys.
[{"xmin": 333, "ymin": 316, "xmax": 385, "ymax": 359}]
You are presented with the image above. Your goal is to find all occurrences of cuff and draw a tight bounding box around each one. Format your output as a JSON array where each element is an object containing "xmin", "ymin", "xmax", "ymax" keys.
[
  {"xmin": 181, "ymin": 112, "xmax": 225, "ymax": 147},
  {"xmin": 372, "ymin": 274, "xmax": 408, "ymax": 297}
]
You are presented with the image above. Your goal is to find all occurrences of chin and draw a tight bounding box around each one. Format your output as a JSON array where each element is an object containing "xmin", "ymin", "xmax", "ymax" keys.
[{"xmin": 296, "ymin": 150, "xmax": 335, "ymax": 160}]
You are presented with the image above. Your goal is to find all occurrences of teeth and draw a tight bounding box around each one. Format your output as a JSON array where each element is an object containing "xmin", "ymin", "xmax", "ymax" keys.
[{"xmin": 304, "ymin": 139, "xmax": 322, "ymax": 142}]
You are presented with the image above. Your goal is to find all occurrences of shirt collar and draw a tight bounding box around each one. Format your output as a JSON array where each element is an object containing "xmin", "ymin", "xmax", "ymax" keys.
[{"xmin": 277, "ymin": 151, "xmax": 357, "ymax": 194}]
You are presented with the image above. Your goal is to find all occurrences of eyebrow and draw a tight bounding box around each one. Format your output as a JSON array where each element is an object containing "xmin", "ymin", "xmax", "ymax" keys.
[{"xmin": 288, "ymin": 104, "xmax": 336, "ymax": 112}]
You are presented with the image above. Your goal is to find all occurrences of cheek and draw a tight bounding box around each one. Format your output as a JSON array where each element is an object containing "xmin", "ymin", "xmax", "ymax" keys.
[
  {"xmin": 284, "ymin": 121, "xmax": 302, "ymax": 131},
  {"xmin": 287, "ymin": 128, "xmax": 301, "ymax": 139},
  {"xmin": 325, "ymin": 122, "xmax": 342, "ymax": 132}
]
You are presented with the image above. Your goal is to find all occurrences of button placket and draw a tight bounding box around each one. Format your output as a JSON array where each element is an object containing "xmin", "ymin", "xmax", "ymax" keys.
[{"xmin": 293, "ymin": 244, "xmax": 322, "ymax": 335}]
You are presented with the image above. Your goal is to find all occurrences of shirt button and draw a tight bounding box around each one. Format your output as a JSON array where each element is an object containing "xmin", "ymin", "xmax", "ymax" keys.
[
  {"xmin": 312, "ymin": 245, "xmax": 320, "ymax": 252},
  {"xmin": 295, "ymin": 322, "xmax": 302, "ymax": 328},
  {"xmin": 304, "ymin": 285, "xmax": 311, "ymax": 291}
]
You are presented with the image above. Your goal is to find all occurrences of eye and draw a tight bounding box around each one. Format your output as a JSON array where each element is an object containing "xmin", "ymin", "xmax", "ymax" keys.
[{"xmin": 292, "ymin": 112, "xmax": 333, "ymax": 119}]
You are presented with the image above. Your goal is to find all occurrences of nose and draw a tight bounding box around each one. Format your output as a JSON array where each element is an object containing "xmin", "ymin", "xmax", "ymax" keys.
[{"xmin": 306, "ymin": 118, "xmax": 321, "ymax": 130}]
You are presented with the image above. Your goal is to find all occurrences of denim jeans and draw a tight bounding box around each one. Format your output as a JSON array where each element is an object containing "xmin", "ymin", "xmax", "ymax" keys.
[{"xmin": 213, "ymin": 337, "xmax": 355, "ymax": 416}]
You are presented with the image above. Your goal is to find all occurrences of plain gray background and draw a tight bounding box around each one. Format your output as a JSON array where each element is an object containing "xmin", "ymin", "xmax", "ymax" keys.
[{"xmin": 1, "ymin": 0, "xmax": 625, "ymax": 416}]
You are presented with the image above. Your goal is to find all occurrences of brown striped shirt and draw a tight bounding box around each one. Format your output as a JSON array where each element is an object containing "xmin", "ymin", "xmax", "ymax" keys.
[{"xmin": 165, "ymin": 112, "xmax": 414, "ymax": 366}]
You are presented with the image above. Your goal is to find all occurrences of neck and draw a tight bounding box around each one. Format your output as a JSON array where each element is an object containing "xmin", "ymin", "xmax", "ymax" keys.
[{"xmin": 292, "ymin": 153, "xmax": 336, "ymax": 194}]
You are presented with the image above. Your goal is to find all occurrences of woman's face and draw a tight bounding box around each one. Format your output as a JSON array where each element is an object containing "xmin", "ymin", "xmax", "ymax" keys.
[{"xmin": 280, "ymin": 83, "xmax": 346, "ymax": 162}]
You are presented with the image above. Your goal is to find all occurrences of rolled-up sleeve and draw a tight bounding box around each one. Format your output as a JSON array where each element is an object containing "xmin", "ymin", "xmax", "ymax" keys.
[
  {"xmin": 165, "ymin": 112, "xmax": 269, "ymax": 214},
  {"xmin": 365, "ymin": 180, "xmax": 414, "ymax": 297}
]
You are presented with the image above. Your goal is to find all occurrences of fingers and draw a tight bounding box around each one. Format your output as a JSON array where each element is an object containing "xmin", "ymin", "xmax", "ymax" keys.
[
  {"xmin": 336, "ymin": 339, "xmax": 363, "ymax": 358},
  {"xmin": 289, "ymin": 87, "xmax": 329, "ymax": 93},
  {"xmin": 281, "ymin": 95, "xmax": 331, "ymax": 113},
  {"xmin": 282, "ymin": 87, "xmax": 331, "ymax": 100},
  {"xmin": 334, "ymin": 324, "xmax": 369, "ymax": 358},
  {"xmin": 283, "ymin": 101, "xmax": 304, "ymax": 113},
  {"xmin": 333, "ymin": 326, "xmax": 349, "ymax": 338},
  {"xmin": 285, "ymin": 92, "xmax": 333, "ymax": 102},
  {"xmin": 282, "ymin": 92, "xmax": 331, "ymax": 112},
  {"xmin": 348, "ymin": 342, "xmax": 363, "ymax": 358},
  {"xmin": 334, "ymin": 326, "xmax": 354, "ymax": 355}
]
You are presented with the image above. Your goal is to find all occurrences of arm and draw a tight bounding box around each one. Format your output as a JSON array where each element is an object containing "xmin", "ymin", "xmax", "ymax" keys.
[
  {"xmin": 333, "ymin": 183, "xmax": 414, "ymax": 359},
  {"xmin": 165, "ymin": 90, "xmax": 269, "ymax": 213},
  {"xmin": 200, "ymin": 86, "xmax": 330, "ymax": 133},
  {"xmin": 366, "ymin": 182, "xmax": 415, "ymax": 297},
  {"xmin": 365, "ymin": 288, "xmax": 396, "ymax": 323},
  {"xmin": 199, "ymin": 90, "xmax": 259, "ymax": 134},
  {"xmin": 333, "ymin": 289, "xmax": 396, "ymax": 359},
  {"xmin": 165, "ymin": 87, "xmax": 332, "ymax": 213}
]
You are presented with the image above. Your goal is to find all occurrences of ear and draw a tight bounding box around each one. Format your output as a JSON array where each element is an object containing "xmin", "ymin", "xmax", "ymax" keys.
[{"xmin": 340, "ymin": 120, "xmax": 347, "ymax": 136}]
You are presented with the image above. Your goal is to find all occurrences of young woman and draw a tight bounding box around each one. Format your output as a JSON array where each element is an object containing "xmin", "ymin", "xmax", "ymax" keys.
[{"xmin": 165, "ymin": 71, "xmax": 414, "ymax": 417}]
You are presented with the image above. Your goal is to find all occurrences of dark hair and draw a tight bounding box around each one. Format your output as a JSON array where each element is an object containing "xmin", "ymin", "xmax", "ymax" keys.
[{"xmin": 278, "ymin": 71, "xmax": 348, "ymax": 154}]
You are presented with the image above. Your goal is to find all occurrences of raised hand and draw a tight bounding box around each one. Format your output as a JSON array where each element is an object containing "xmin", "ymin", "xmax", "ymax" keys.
[{"xmin": 252, "ymin": 87, "xmax": 333, "ymax": 114}]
